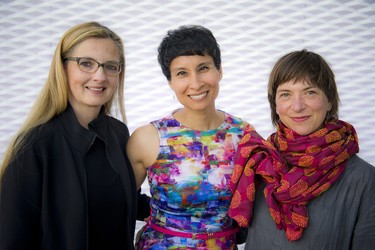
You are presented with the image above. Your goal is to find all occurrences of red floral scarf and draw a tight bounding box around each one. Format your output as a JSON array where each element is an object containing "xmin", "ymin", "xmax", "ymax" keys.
[{"xmin": 228, "ymin": 120, "xmax": 359, "ymax": 241}]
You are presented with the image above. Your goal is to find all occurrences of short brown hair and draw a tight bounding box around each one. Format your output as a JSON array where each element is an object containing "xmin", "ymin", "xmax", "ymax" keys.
[{"xmin": 268, "ymin": 49, "xmax": 339, "ymax": 126}]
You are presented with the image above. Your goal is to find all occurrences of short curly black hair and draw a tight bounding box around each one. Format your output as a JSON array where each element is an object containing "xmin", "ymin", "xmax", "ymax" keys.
[{"xmin": 157, "ymin": 25, "xmax": 221, "ymax": 80}]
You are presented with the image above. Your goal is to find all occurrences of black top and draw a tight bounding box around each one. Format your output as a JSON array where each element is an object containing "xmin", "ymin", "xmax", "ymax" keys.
[
  {"xmin": 0, "ymin": 104, "xmax": 139, "ymax": 250},
  {"xmin": 85, "ymin": 137, "xmax": 126, "ymax": 249}
]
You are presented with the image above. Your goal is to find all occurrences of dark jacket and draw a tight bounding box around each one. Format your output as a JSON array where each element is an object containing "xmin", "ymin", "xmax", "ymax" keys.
[{"xmin": 0, "ymin": 105, "xmax": 138, "ymax": 250}]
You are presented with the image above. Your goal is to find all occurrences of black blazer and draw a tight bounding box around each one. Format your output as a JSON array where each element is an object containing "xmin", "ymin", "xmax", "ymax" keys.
[{"xmin": 0, "ymin": 104, "xmax": 138, "ymax": 250}]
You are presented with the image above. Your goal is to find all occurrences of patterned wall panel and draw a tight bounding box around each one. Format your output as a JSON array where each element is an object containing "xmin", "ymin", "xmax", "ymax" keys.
[
  {"xmin": 1, "ymin": 0, "xmax": 374, "ymax": 165},
  {"xmin": 0, "ymin": 0, "xmax": 374, "ymax": 247}
]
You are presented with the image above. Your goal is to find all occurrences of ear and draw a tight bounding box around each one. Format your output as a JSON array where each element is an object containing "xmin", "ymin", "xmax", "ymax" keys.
[
  {"xmin": 219, "ymin": 66, "xmax": 223, "ymax": 80},
  {"xmin": 168, "ymin": 80, "xmax": 173, "ymax": 90},
  {"xmin": 327, "ymin": 101, "xmax": 333, "ymax": 112}
]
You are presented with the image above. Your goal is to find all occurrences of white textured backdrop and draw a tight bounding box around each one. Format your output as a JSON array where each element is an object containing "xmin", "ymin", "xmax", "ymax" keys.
[{"xmin": 1, "ymin": 0, "xmax": 374, "ymax": 248}]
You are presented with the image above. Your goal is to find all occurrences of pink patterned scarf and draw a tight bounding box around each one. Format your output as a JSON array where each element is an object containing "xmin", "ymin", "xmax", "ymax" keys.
[{"xmin": 228, "ymin": 120, "xmax": 359, "ymax": 241}]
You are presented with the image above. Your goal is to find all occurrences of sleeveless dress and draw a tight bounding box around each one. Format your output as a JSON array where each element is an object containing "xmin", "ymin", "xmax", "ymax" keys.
[{"xmin": 136, "ymin": 111, "xmax": 246, "ymax": 250}]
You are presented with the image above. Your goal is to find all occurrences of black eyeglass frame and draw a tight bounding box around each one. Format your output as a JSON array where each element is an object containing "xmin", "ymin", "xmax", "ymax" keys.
[{"xmin": 64, "ymin": 57, "xmax": 123, "ymax": 76}]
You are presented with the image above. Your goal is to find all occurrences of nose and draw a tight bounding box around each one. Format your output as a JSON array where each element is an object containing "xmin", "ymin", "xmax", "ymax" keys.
[
  {"xmin": 292, "ymin": 95, "xmax": 305, "ymax": 112},
  {"xmin": 92, "ymin": 66, "xmax": 107, "ymax": 81},
  {"xmin": 190, "ymin": 73, "xmax": 203, "ymax": 89}
]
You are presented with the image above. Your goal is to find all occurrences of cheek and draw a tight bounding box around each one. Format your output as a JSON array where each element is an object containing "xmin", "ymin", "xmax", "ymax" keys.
[
  {"xmin": 316, "ymin": 95, "xmax": 332, "ymax": 111},
  {"xmin": 67, "ymin": 76, "xmax": 81, "ymax": 93},
  {"xmin": 210, "ymin": 74, "xmax": 221, "ymax": 86},
  {"xmin": 276, "ymin": 105, "xmax": 280, "ymax": 115},
  {"xmin": 275, "ymin": 101, "xmax": 284, "ymax": 115},
  {"xmin": 315, "ymin": 101, "xmax": 331, "ymax": 114},
  {"xmin": 326, "ymin": 102, "xmax": 333, "ymax": 112},
  {"xmin": 168, "ymin": 82, "xmax": 176, "ymax": 92},
  {"xmin": 66, "ymin": 66, "xmax": 83, "ymax": 88},
  {"xmin": 169, "ymin": 80, "xmax": 187, "ymax": 94},
  {"xmin": 108, "ymin": 76, "xmax": 119, "ymax": 87}
]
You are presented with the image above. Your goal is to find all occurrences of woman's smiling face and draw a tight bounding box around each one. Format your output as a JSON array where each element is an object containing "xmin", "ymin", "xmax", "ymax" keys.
[
  {"xmin": 65, "ymin": 38, "xmax": 120, "ymax": 114},
  {"xmin": 275, "ymin": 80, "xmax": 332, "ymax": 135},
  {"xmin": 168, "ymin": 54, "xmax": 222, "ymax": 113}
]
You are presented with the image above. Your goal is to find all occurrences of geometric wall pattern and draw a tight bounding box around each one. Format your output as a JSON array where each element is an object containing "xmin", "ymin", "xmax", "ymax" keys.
[{"xmin": 1, "ymin": 0, "xmax": 374, "ymax": 246}]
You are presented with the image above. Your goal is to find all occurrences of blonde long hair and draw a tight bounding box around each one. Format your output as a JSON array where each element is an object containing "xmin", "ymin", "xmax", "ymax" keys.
[{"xmin": 1, "ymin": 21, "xmax": 126, "ymax": 179}]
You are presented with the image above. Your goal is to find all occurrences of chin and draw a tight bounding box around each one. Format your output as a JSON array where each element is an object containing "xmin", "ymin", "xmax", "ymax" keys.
[{"xmin": 291, "ymin": 128, "xmax": 312, "ymax": 136}]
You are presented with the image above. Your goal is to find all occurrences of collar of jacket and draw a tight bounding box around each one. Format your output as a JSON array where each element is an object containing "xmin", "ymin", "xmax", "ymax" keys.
[{"xmin": 56, "ymin": 103, "xmax": 107, "ymax": 155}]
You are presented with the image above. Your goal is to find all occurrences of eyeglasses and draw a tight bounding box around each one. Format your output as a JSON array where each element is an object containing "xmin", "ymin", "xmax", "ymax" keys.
[{"xmin": 64, "ymin": 57, "xmax": 122, "ymax": 76}]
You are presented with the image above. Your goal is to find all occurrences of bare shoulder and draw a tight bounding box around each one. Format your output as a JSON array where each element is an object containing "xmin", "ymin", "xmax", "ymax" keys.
[
  {"xmin": 127, "ymin": 124, "xmax": 160, "ymax": 168},
  {"xmin": 127, "ymin": 124, "xmax": 158, "ymax": 153},
  {"xmin": 131, "ymin": 123, "xmax": 158, "ymax": 139}
]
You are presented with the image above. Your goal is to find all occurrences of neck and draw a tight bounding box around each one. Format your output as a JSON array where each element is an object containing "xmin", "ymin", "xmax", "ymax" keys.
[
  {"xmin": 70, "ymin": 104, "xmax": 101, "ymax": 129},
  {"xmin": 173, "ymin": 108, "xmax": 224, "ymax": 130}
]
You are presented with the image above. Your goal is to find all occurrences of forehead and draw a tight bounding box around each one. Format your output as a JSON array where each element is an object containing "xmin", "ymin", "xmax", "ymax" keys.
[
  {"xmin": 277, "ymin": 79, "xmax": 318, "ymax": 89},
  {"xmin": 170, "ymin": 54, "xmax": 213, "ymax": 68},
  {"xmin": 72, "ymin": 38, "xmax": 119, "ymax": 58}
]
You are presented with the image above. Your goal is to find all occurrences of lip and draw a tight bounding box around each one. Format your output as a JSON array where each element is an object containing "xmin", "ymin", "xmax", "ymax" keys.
[
  {"xmin": 291, "ymin": 116, "xmax": 309, "ymax": 122},
  {"xmin": 188, "ymin": 91, "xmax": 208, "ymax": 101},
  {"xmin": 86, "ymin": 86, "xmax": 105, "ymax": 92}
]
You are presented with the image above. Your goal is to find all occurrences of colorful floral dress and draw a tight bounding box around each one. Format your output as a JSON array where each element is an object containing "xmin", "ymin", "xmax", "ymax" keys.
[{"xmin": 136, "ymin": 112, "xmax": 246, "ymax": 249}]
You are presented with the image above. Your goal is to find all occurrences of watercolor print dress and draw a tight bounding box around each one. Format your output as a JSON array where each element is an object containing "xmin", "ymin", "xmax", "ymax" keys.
[{"xmin": 136, "ymin": 112, "xmax": 246, "ymax": 250}]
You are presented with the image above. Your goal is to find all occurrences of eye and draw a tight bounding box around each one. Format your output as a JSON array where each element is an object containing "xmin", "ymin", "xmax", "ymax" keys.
[
  {"xmin": 79, "ymin": 59, "xmax": 95, "ymax": 69},
  {"xmin": 199, "ymin": 65, "xmax": 209, "ymax": 72},
  {"xmin": 176, "ymin": 71, "xmax": 187, "ymax": 77},
  {"xmin": 104, "ymin": 62, "xmax": 120, "ymax": 72},
  {"xmin": 278, "ymin": 92, "xmax": 290, "ymax": 98},
  {"xmin": 306, "ymin": 89, "xmax": 318, "ymax": 96}
]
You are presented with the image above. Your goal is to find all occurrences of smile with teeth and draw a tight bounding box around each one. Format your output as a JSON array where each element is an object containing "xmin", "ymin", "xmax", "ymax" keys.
[
  {"xmin": 87, "ymin": 87, "xmax": 104, "ymax": 92},
  {"xmin": 189, "ymin": 91, "xmax": 208, "ymax": 100}
]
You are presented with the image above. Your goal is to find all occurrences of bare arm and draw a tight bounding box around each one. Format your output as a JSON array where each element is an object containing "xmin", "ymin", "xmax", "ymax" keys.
[{"xmin": 126, "ymin": 124, "xmax": 159, "ymax": 190}]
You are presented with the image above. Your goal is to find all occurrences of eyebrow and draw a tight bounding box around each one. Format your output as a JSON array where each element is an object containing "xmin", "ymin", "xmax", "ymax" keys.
[
  {"xmin": 170, "ymin": 67, "xmax": 186, "ymax": 74},
  {"xmin": 198, "ymin": 61, "xmax": 214, "ymax": 67},
  {"xmin": 75, "ymin": 55, "xmax": 120, "ymax": 61},
  {"xmin": 170, "ymin": 61, "xmax": 213, "ymax": 72},
  {"xmin": 277, "ymin": 84, "xmax": 318, "ymax": 92}
]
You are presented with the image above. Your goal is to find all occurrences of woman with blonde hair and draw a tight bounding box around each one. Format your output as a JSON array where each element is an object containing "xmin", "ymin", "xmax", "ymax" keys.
[{"xmin": 0, "ymin": 21, "xmax": 138, "ymax": 250}]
